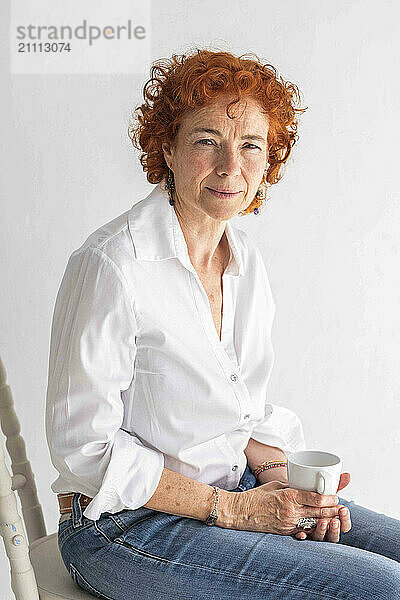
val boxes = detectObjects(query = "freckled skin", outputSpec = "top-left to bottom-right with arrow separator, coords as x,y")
162,93 -> 269,226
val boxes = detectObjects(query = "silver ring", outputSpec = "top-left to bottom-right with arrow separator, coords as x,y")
297,517 -> 317,530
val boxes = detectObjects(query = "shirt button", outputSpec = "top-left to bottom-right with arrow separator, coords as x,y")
232,465 -> 238,471
230,373 -> 238,382
244,413 -> 250,419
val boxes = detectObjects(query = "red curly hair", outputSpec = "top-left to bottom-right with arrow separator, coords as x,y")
128,48 -> 307,216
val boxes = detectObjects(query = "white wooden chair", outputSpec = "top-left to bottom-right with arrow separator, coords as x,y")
0,357 -> 94,599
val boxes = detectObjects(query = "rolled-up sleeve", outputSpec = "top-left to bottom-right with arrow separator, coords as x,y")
249,245 -> 306,457
251,403 -> 306,456
45,246 -> 164,520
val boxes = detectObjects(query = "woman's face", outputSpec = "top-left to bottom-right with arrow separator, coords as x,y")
162,94 -> 269,222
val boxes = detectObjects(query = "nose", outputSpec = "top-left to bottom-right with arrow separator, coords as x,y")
215,148 -> 241,178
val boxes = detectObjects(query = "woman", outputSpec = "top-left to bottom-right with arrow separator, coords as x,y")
46,49 -> 400,599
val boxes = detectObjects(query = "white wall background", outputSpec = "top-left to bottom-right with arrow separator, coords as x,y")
1,0 -> 400,596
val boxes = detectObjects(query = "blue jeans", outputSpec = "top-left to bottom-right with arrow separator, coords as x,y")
58,464 -> 400,599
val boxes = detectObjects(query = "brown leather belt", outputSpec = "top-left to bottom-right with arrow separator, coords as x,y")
57,492 -> 93,515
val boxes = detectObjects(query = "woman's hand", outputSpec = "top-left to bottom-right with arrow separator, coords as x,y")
294,472 -> 352,542
229,481 -> 341,536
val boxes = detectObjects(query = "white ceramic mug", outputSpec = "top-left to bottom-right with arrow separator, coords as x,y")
287,450 -> 342,495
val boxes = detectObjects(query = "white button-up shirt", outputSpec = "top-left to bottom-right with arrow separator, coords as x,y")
45,182 -> 306,521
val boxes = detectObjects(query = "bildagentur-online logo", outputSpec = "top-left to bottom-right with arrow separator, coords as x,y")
16,19 -> 146,46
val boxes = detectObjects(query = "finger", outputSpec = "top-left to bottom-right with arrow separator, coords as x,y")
308,519 -> 329,542
325,517 -> 341,543
336,473 -> 351,492
338,505 -> 352,533
294,517 -> 329,541
296,491 -> 339,507
302,506 -> 341,519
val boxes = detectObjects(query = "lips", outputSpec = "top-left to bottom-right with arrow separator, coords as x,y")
206,187 -> 242,196
208,187 -> 240,193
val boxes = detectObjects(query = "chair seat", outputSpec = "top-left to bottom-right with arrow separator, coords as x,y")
29,533 -> 94,600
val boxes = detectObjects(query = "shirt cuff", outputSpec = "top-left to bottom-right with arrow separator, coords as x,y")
250,403 -> 306,457
82,429 -> 165,521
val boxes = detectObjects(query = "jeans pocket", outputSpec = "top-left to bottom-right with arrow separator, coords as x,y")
58,519 -> 94,548
69,562 -> 113,600
113,511 -> 157,543
58,523 -> 75,547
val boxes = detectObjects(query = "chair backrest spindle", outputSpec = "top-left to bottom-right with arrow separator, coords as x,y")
0,357 -> 45,599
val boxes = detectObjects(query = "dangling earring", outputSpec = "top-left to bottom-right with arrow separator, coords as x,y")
253,163 -> 270,215
165,168 -> 175,206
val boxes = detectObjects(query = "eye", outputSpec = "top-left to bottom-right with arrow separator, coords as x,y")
196,138 -> 215,146
244,143 -> 261,150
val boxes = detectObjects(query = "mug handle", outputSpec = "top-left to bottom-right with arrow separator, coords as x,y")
316,471 -> 326,494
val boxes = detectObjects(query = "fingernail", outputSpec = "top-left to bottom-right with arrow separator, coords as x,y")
320,521 -> 327,528
340,508 -> 348,516
332,520 -> 339,527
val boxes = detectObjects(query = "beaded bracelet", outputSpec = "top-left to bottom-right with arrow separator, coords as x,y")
252,460 -> 288,479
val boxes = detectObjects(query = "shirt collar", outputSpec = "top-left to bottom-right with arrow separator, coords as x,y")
128,182 -> 245,277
